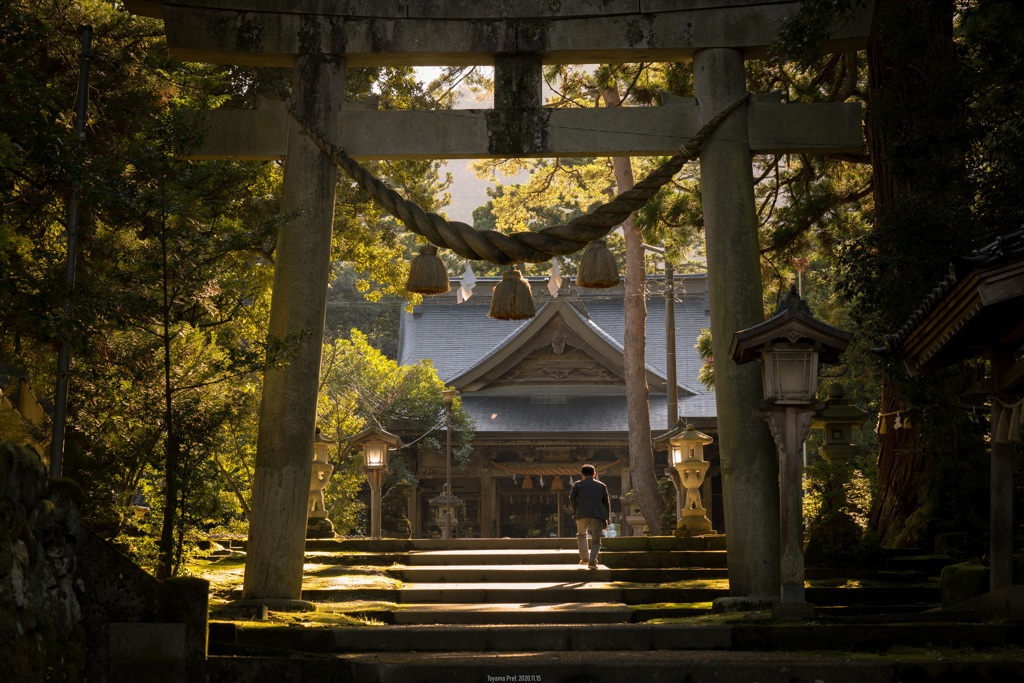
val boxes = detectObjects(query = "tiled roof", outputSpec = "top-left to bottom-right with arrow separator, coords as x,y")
400,275 -> 710,384
462,391 -> 717,434
397,273 -> 717,429
884,228 -> 1024,354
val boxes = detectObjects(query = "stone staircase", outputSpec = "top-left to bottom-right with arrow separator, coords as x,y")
295,536 -> 730,625
204,537 -> 1024,682
214,535 -> 947,627
203,536 -> 1024,679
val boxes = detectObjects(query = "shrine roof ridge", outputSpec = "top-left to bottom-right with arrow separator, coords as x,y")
883,227 -> 1024,358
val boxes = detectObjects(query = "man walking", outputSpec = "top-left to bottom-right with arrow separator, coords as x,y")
569,464 -> 610,570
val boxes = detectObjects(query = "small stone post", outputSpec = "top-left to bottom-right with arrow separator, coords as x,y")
307,431 -> 336,539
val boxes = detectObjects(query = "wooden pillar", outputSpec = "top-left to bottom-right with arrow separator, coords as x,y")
693,48 -> 781,598
491,475 -> 501,538
407,487 -> 419,538
479,468 -> 493,538
991,348 -> 1015,591
768,407 -> 816,607
243,54 -> 345,602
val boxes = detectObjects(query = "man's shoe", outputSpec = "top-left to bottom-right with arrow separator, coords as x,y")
588,563 -> 598,570
579,560 -> 589,565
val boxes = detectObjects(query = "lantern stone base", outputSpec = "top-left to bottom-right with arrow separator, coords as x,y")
306,517 -> 335,539
673,512 -> 714,537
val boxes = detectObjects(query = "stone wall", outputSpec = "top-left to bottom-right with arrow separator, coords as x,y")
0,441 -> 87,680
0,440 -> 209,681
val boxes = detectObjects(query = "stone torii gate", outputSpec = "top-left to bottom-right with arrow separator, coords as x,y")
126,0 -> 873,604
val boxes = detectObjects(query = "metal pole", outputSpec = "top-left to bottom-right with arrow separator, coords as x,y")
665,261 -> 678,425
51,25 -> 92,479
444,403 -> 452,542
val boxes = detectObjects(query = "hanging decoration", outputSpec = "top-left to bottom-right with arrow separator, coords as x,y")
489,268 -> 535,320
521,475 -> 534,490
876,410 -> 913,435
547,259 -> 563,298
576,239 -> 621,288
992,397 -> 1024,445
539,475 -> 545,489
457,262 -> 477,303
405,244 -> 450,294
550,476 -> 564,491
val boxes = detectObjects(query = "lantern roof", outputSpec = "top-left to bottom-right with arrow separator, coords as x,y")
314,429 -> 338,445
810,383 -> 869,429
348,424 -> 403,449
729,286 -> 853,366
654,417 -> 713,449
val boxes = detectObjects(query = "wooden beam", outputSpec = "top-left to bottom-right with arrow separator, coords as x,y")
185,98 -> 864,161
133,1 -> 874,67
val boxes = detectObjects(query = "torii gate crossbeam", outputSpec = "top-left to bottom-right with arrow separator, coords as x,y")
125,0 -> 873,606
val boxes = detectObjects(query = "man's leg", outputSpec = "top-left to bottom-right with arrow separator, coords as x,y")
576,519 -> 591,562
588,519 -> 604,566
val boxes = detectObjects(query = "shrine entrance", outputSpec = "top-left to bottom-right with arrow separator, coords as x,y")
126,0 -> 873,603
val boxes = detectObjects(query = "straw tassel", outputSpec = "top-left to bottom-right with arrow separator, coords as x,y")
576,239 -> 621,288
992,404 -> 1005,443
406,244 -> 450,295
488,269 -> 535,320
1008,403 -> 1022,444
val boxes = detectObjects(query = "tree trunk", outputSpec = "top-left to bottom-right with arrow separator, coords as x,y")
865,0 -> 967,547
601,85 -> 662,535
868,378 -> 931,546
157,204 -> 178,581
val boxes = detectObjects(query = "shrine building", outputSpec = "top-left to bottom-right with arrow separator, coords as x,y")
395,272 -> 720,538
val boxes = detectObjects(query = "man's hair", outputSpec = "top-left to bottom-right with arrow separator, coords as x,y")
580,464 -> 596,477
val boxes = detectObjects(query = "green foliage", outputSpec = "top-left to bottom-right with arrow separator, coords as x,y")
1,0 -> 464,568
695,328 -> 714,391
317,331 -> 475,536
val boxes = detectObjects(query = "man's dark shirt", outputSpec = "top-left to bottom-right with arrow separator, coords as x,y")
569,476 -> 610,522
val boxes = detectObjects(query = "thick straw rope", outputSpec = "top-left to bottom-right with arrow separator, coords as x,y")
289,92 -> 751,265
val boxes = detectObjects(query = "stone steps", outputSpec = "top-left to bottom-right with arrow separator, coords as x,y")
200,536 -> 1018,682
391,601 -> 635,625
209,621 -> 1024,656
389,565 -> 727,583
213,536 -> 950,631
287,538 -> 943,623
206,649 -> 1024,683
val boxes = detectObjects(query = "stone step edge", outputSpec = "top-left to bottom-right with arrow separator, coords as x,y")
209,622 -> 1024,656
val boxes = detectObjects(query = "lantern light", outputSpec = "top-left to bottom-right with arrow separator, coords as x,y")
347,425 -> 403,539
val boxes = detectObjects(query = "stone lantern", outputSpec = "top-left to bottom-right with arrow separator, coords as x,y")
731,285 -> 853,614
621,489 -> 647,537
811,383 -> 869,464
805,382 -> 870,564
655,419 -> 714,537
349,425 -> 402,539
429,485 -> 463,538
307,430 -> 337,539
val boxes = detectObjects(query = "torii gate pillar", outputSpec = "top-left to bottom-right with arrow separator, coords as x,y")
242,55 -> 346,603
694,49 -> 781,597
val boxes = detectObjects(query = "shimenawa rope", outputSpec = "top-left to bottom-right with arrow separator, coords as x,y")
288,92 -> 752,265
